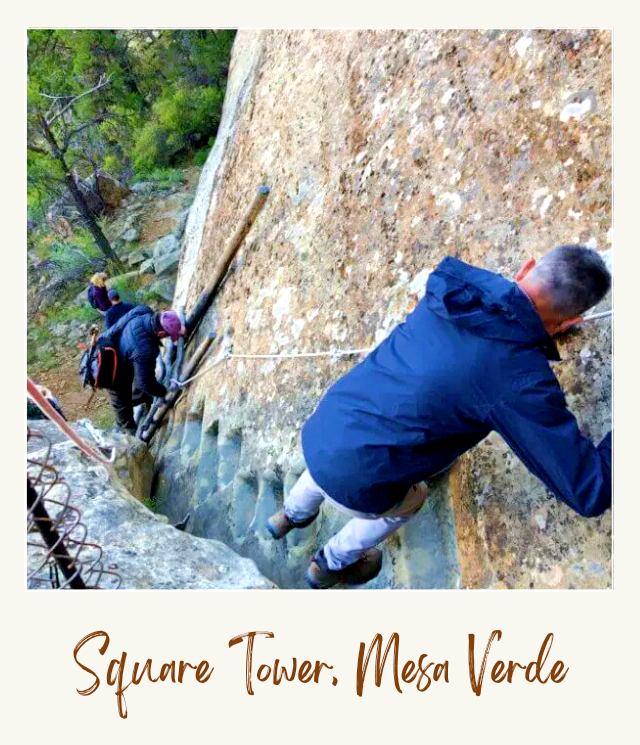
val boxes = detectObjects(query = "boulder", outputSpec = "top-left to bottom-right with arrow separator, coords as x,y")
147,277 -> 176,302
109,429 -> 155,503
173,209 -> 190,239
160,30 -> 612,589
67,319 -> 88,340
152,234 -> 180,261
46,172 -> 129,227
139,258 -> 155,274
26,420 -> 274,590
127,247 -> 152,267
153,250 -> 181,276
121,227 -> 140,243
47,188 -> 100,227
94,173 -> 130,209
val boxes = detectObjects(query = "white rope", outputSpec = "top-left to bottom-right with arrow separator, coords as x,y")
171,347 -> 372,388
231,348 -> 372,360
582,309 -> 612,322
170,309 -> 613,390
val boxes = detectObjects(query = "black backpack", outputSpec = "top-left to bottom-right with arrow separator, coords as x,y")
79,305 -> 153,391
79,338 -> 120,390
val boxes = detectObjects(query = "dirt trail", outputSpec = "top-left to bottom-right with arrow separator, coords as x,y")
35,355 -> 114,426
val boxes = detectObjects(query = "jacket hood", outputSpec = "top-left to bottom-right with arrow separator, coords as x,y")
425,256 -> 560,360
99,304 -> 153,343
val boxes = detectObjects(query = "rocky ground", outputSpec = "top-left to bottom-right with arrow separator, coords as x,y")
27,420 -> 273,590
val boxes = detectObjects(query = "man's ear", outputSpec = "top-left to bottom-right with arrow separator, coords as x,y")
515,257 -> 536,282
555,316 -> 583,335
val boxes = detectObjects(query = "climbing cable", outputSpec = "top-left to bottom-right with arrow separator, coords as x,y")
172,347 -> 373,388
581,309 -> 612,322
171,308 -> 612,390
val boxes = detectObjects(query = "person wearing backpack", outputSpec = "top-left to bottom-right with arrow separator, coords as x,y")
105,307 -> 184,433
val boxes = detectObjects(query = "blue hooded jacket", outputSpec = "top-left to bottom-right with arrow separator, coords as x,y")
301,256 -> 611,518
105,300 -> 136,328
100,305 -> 166,398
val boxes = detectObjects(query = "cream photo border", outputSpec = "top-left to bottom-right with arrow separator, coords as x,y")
6,2 -> 638,742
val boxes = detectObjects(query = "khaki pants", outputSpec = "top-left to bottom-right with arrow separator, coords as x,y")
284,469 -> 428,570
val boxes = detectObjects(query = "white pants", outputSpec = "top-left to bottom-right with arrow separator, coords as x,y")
284,469 -> 428,571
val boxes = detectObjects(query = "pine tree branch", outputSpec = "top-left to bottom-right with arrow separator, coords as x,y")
62,114 -> 108,150
42,74 -> 113,126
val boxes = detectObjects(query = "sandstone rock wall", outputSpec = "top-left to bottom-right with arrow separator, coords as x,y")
155,30 -> 611,589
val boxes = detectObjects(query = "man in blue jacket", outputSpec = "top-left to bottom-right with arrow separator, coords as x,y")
267,245 -> 612,589
104,307 -> 184,432
104,289 -> 136,328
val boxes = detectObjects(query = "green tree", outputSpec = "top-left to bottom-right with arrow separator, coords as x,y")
27,29 -> 236,252
27,31 -> 124,265
130,30 -> 235,172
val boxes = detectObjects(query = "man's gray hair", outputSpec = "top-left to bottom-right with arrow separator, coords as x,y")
528,244 -> 611,317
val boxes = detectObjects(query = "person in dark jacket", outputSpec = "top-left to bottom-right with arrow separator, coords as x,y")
105,307 -> 184,432
104,289 -> 136,328
267,245 -> 612,589
87,272 -> 111,312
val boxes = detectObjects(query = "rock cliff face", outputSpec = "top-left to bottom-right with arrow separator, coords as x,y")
154,30 -> 611,589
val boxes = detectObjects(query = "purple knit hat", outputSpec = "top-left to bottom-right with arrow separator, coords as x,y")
159,310 -> 183,342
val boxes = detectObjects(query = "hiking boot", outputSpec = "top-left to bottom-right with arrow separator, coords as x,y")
266,510 -> 319,540
305,548 -> 383,589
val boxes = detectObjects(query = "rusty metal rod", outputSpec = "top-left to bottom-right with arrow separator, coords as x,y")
140,333 -> 216,443
140,186 -> 270,442
161,339 -> 175,388
27,479 -> 86,590
136,352 -> 169,438
185,185 -> 270,341
171,306 -> 186,381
